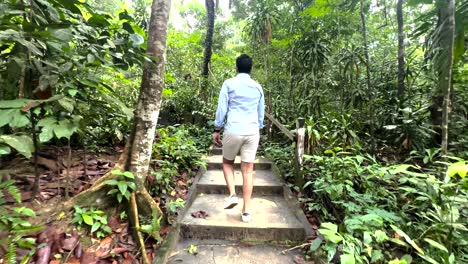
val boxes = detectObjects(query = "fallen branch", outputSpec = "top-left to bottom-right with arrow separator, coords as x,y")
281,242 -> 313,254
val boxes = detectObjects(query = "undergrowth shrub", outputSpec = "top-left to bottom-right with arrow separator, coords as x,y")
0,179 -> 41,264
266,143 -> 468,263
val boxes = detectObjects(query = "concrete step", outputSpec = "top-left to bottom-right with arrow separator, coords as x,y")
180,194 -> 305,242
209,146 -> 222,156
197,170 -> 283,195
205,155 -> 272,170
167,239 -> 301,264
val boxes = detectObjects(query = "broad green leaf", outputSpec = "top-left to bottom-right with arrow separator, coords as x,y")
10,110 -> 30,128
371,249 -> 384,262
0,146 -> 11,155
424,238 -> 448,253
447,161 -> 467,178
117,182 -> 127,195
0,109 -> 15,127
68,89 -> 78,97
128,182 -> 136,190
39,126 -> 55,143
309,237 -> 322,251
91,222 -> 101,233
50,28 -> 73,41
82,214 -> 93,226
0,135 -> 34,158
363,231 -> 372,245
340,254 -> 355,264
374,230 -> 389,242
104,180 -> 119,186
318,228 -> 342,243
57,97 -> 75,113
130,34 -> 144,47
53,120 -> 77,139
320,222 -> 338,232
112,170 -> 124,175
123,171 -> 134,178
37,117 -> 57,127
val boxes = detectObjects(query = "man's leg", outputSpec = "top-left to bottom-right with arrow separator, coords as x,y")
239,133 -> 260,215
223,158 -> 235,196
240,161 -> 254,213
222,131 -> 242,209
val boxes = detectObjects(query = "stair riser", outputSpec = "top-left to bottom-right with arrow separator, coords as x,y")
197,184 -> 283,195
210,148 -> 223,155
181,225 -> 305,242
207,163 -> 272,170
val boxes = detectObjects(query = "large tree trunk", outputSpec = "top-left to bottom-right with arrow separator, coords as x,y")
67,1 -> 172,261
437,0 -> 455,155
202,0 -> 215,77
396,0 -> 405,99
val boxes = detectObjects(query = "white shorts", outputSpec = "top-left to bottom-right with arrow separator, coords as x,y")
222,131 -> 260,162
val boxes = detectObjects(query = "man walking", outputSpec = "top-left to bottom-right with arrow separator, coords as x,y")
213,54 -> 265,223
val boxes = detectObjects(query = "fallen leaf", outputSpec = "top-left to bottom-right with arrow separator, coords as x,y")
100,236 -> 113,249
191,211 -> 209,219
61,236 -> 79,251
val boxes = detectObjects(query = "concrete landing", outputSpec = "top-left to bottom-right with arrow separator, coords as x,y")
197,170 -> 283,195
167,239 -> 301,264
180,194 -> 305,241
205,155 -> 272,170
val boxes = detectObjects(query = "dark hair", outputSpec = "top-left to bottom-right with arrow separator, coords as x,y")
236,54 -> 253,74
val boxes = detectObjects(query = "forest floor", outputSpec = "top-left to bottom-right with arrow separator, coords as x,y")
0,146 -> 185,264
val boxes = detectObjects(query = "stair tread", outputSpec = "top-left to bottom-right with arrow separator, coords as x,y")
181,194 -> 303,229
204,155 -> 272,164
167,239 -> 301,264
198,170 -> 282,187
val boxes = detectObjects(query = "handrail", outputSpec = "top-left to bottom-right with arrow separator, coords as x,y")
264,112 -> 306,189
264,112 -> 295,141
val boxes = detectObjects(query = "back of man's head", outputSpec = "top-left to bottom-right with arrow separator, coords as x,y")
236,54 -> 253,74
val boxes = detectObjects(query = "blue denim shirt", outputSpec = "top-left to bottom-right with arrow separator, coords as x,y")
215,73 -> 265,135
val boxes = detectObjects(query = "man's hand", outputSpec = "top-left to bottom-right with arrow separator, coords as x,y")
213,132 -> 222,147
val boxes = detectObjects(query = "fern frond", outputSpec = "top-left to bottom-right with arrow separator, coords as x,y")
6,242 -> 17,264
6,184 -> 21,203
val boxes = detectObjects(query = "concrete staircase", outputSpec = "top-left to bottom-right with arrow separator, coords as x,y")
165,148 -> 311,263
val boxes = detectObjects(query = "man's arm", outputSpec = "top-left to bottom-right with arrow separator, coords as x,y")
258,86 -> 265,129
213,82 -> 229,146
215,82 -> 229,130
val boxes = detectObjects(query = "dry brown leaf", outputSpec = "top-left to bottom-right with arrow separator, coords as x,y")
191,210 -> 209,219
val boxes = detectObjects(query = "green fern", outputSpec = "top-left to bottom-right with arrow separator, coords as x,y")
6,242 -> 17,264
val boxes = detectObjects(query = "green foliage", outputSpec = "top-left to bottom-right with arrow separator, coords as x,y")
153,126 -> 207,173
267,142 -> 467,263
0,180 -> 41,264
72,205 -> 112,238
104,170 -> 136,203
167,198 -> 185,214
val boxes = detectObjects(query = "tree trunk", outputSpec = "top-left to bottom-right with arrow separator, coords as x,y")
67,1 -> 172,259
396,0 -> 405,99
438,0 -> 455,155
359,0 -> 374,148
202,0 -> 215,77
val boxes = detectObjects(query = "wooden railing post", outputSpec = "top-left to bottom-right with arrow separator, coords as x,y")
295,118 -> 305,189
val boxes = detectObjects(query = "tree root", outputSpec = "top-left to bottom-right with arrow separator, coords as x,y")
63,149 -> 163,263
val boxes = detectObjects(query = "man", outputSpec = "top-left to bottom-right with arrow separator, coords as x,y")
213,54 -> 265,223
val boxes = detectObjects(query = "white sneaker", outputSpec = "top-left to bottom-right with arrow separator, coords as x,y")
241,212 -> 252,223
224,195 -> 238,209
